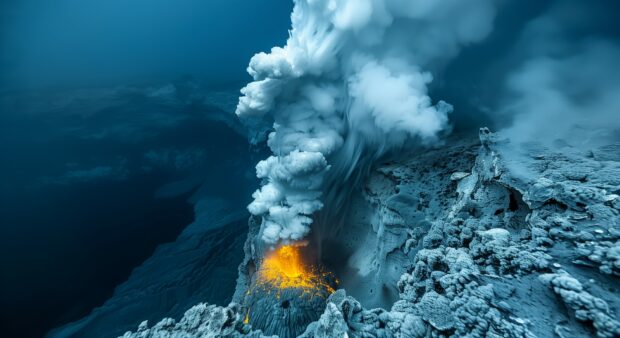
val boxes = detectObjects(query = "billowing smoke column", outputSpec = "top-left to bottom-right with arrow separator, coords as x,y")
237,0 -> 500,244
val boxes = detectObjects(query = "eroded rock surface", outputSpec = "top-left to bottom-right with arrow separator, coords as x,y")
122,129 -> 620,338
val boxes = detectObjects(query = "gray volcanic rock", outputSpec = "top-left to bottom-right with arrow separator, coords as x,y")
539,273 -> 620,337
119,303 -> 272,338
121,128 -> 620,338
244,286 -> 331,338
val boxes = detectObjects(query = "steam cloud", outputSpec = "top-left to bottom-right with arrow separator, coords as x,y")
499,1 -> 620,147
236,0 -> 500,244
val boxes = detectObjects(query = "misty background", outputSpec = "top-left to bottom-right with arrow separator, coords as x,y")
1,0 -> 619,338
0,0 -> 293,90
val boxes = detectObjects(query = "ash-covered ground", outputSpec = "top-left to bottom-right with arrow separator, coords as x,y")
119,129 -> 620,338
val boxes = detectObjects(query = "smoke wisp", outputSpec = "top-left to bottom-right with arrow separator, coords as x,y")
499,0 -> 620,147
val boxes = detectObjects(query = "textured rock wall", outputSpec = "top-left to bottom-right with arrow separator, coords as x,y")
122,129 -> 620,337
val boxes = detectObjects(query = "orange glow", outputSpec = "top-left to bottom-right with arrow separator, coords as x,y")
256,245 -> 335,294
243,311 -> 249,324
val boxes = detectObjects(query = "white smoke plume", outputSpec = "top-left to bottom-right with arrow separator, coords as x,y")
237,0 -> 500,244
499,1 -> 620,147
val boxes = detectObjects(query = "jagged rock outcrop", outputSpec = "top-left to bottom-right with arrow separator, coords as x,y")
539,273 -> 620,338
119,303 -> 272,338
122,128 -> 620,337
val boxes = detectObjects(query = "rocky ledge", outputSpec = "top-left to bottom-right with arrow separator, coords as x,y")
122,129 -> 620,338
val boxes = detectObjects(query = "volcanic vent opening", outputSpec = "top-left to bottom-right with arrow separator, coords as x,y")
243,244 -> 338,338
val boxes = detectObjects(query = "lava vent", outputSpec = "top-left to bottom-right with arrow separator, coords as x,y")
244,244 -> 337,338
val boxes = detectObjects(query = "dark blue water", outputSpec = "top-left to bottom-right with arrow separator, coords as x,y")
0,84 -> 259,338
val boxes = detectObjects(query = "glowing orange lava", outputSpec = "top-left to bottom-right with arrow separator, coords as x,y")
256,245 -> 336,294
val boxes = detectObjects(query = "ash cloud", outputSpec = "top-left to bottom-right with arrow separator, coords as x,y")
238,0 -> 620,245
498,0 -> 620,147
237,0 -> 502,244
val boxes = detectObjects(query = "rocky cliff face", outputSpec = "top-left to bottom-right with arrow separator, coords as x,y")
121,129 -> 620,338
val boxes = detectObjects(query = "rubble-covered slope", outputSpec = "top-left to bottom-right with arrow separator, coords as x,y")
122,129 -> 620,338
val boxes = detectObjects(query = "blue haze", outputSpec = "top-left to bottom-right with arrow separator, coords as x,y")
1,0 -> 293,90
0,1 -> 292,337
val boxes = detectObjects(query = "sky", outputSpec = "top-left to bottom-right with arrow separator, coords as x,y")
0,0 -> 293,90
